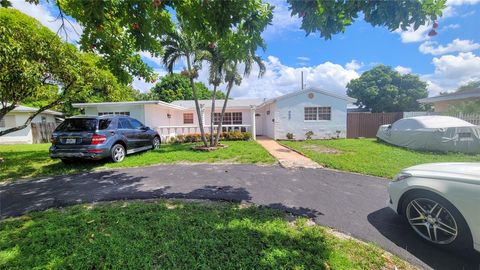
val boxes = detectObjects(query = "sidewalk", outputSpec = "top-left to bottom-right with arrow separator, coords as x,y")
256,137 -> 321,169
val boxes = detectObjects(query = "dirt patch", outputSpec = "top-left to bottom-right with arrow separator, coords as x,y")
302,144 -> 342,154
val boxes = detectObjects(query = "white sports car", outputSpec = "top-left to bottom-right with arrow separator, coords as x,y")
388,162 -> 480,252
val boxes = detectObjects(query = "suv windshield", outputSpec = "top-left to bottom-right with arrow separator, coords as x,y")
56,118 -> 97,132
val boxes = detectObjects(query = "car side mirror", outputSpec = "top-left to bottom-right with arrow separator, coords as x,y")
140,126 -> 149,131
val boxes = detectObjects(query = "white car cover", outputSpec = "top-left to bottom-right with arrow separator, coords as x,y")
377,116 -> 480,154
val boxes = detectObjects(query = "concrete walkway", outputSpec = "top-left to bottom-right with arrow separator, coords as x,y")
256,137 -> 321,168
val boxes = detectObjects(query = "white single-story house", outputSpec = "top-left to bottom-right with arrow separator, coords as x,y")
72,88 -> 356,140
0,105 -> 62,144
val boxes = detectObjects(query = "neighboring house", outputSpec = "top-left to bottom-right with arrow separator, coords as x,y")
0,105 -> 62,144
418,88 -> 480,112
72,88 -> 356,140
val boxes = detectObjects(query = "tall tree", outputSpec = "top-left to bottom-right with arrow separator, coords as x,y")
195,44 -> 226,146
346,65 -> 428,112
288,0 -> 446,39
161,29 -> 209,146
149,73 -> 225,103
0,8 -> 120,136
214,56 -> 266,146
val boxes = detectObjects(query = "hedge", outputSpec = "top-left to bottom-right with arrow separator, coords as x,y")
173,132 -> 252,144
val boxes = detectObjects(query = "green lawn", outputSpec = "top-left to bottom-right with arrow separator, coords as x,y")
281,139 -> 480,179
0,141 -> 276,182
0,199 -> 412,269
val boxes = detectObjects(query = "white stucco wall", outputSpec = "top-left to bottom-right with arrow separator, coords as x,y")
83,104 -> 146,124
273,91 -> 348,140
0,112 -> 57,144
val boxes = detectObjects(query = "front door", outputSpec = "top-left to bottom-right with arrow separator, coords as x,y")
255,113 -> 263,136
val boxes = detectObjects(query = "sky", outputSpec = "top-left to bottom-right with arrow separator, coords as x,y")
11,0 -> 480,99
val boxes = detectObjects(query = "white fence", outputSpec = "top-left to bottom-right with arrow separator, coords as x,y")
404,112 -> 480,125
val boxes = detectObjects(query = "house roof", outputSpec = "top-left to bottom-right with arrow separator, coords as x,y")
418,88 -> 480,103
72,100 -> 186,110
171,99 -> 264,109
259,88 -> 356,107
9,104 -> 63,116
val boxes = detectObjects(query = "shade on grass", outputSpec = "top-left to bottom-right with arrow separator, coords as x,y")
281,139 -> 480,179
0,141 -> 276,182
0,200 -> 411,269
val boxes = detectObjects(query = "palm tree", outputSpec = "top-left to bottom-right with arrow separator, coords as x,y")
161,29 -> 209,147
195,44 -> 226,146
213,55 -> 266,146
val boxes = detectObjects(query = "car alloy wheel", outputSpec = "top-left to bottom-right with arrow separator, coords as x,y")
152,136 -> 160,149
111,144 -> 125,163
406,198 -> 458,244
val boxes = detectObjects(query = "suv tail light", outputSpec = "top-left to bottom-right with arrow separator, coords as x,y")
91,134 -> 107,145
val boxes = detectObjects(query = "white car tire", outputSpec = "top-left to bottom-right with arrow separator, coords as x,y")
401,190 -> 473,251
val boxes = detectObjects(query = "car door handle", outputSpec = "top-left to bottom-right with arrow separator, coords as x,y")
110,131 -> 115,135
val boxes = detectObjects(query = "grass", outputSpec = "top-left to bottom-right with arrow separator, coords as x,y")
0,141 -> 276,182
280,139 -> 480,179
0,199 -> 413,269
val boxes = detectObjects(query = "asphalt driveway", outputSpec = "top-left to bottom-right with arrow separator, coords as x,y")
1,164 -> 479,269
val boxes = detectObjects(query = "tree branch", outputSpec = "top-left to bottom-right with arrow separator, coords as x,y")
0,79 -> 76,137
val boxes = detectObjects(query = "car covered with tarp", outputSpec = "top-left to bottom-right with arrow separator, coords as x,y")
377,116 -> 480,154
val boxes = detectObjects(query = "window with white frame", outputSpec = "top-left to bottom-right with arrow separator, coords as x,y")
98,112 -> 130,116
304,107 -> 331,121
213,112 -> 242,125
183,113 -> 194,124
0,115 -> 15,128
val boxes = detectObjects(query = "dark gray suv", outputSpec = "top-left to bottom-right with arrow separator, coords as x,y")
49,115 -> 160,163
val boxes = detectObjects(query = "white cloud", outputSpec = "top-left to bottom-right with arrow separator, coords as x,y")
394,66 -> 412,75
195,56 -> 360,99
394,24 -> 431,43
132,69 -> 169,92
442,24 -> 460,30
12,0 -> 82,42
446,0 -> 480,5
137,51 -> 163,67
419,39 -> 480,55
262,0 -> 302,38
297,56 -> 310,61
345,60 -> 363,71
421,52 -> 480,95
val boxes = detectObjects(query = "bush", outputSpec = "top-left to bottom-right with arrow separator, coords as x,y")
286,133 -> 294,140
172,131 -> 252,144
305,131 -> 314,140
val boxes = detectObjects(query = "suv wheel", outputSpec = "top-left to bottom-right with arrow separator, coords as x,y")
152,136 -> 160,149
110,144 -> 126,163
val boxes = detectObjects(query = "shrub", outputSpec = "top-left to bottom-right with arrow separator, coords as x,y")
242,132 -> 252,141
305,131 -> 314,140
286,133 -> 294,140
172,131 -> 251,143
174,135 -> 185,144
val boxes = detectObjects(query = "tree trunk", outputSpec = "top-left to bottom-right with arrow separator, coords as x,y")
214,79 -> 234,146
186,55 -> 208,147
209,84 -> 217,146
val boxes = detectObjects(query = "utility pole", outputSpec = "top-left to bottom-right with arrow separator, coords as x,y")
301,71 -> 304,90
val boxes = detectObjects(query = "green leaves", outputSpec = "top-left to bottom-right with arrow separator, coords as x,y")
346,65 -> 429,112
149,73 -> 225,103
287,0 -> 446,39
